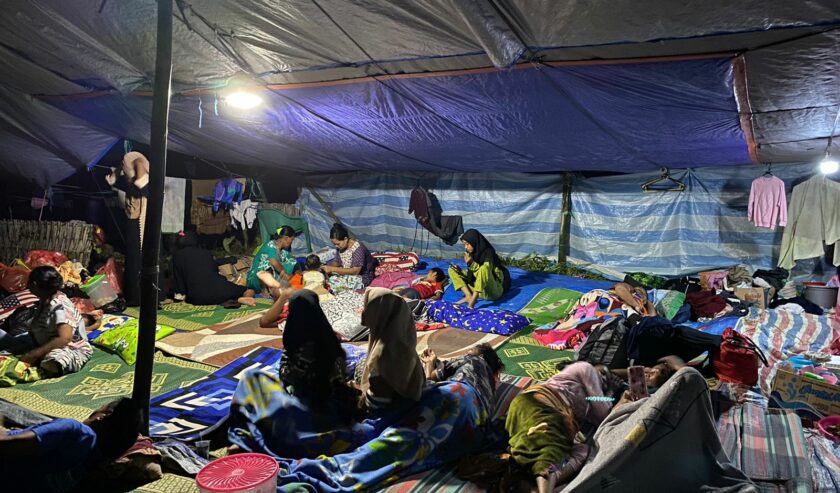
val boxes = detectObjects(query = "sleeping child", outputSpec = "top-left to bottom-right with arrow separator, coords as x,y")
394,268 -> 446,301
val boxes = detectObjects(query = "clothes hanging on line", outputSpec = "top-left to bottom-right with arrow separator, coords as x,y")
408,187 -> 463,245
748,175 -> 787,229
213,178 -> 244,212
231,199 -> 257,230
778,176 -> 840,269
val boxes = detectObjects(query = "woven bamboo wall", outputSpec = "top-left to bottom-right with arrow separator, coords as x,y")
0,220 -> 94,266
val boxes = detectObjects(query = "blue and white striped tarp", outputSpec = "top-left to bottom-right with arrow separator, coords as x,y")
297,163 -> 815,277
569,163 -> 815,276
297,172 -> 564,260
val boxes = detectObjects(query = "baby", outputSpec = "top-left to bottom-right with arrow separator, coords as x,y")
395,268 -> 446,301
302,254 -> 331,298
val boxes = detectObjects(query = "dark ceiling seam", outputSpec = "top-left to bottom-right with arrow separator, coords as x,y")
309,0 -> 537,165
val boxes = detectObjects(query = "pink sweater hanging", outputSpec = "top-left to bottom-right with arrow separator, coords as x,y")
748,176 -> 787,229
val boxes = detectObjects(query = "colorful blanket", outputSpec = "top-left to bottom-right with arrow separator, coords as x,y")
531,288 -> 623,349
718,402 -> 812,492
426,300 -> 529,336
149,345 -> 367,441
0,348 -> 212,421
496,288 -> 583,379
232,380 -> 489,492
735,308 -> 837,396
123,299 -> 273,332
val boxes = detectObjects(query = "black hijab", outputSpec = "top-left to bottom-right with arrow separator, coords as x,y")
461,229 -> 510,290
280,290 -> 347,404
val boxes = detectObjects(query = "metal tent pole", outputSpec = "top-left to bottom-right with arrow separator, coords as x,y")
133,0 -> 173,432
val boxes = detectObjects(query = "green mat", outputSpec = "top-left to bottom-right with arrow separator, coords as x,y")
497,288 -> 583,380
124,299 -> 273,332
0,348 -> 213,421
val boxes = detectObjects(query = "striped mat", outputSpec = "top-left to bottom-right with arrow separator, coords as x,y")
718,402 -> 811,493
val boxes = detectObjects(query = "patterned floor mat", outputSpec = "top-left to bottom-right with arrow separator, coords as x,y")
124,299 -> 273,332
0,348 -> 213,421
155,314 -> 283,368
496,288 -> 583,380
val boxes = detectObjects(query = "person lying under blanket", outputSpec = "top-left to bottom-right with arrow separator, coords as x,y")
504,361 -> 620,493
0,397 -> 142,493
0,266 -> 93,376
420,343 -> 504,413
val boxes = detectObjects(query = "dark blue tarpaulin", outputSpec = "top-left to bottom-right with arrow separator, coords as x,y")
50,57 -> 750,174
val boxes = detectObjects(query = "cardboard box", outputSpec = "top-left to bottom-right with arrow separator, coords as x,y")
734,287 -> 769,309
770,368 -> 840,420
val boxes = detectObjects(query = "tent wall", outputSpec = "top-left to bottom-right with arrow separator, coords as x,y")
299,163 -> 816,277
298,173 -> 564,259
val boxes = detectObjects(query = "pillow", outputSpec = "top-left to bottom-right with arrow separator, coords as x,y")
92,316 -> 176,365
426,300 -> 529,336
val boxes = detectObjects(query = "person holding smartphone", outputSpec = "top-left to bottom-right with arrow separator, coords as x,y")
448,229 -> 511,309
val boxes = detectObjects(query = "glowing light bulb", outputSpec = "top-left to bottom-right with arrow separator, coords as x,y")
819,157 -> 839,175
225,92 -> 262,110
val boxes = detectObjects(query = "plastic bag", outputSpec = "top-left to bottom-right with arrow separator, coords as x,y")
24,250 -> 69,269
5,306 -> 36,336
96,258 -> 124,295
0,264 -> 29,293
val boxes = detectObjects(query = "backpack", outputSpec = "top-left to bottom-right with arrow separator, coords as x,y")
575,317 -> 629,369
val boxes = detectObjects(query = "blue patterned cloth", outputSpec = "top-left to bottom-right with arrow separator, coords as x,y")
426,299 -> 530,335
229,380 -> 490,492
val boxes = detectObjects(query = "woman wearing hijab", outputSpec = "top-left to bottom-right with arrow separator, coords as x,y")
105,151 -> 150,306
228,290 -> 365,458
448,229 -> 511,309
171,231 -> 256,306
360,288 -> 426,412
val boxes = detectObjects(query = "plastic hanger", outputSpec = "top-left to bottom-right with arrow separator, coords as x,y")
641,167 -> 686,192
762,164 -> 773,177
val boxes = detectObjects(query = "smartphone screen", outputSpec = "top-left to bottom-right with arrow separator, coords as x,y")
627,365 -> 649,401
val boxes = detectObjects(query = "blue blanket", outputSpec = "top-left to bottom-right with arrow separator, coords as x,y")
417,256 -> 613,312
230,378 -> 491,492
148,345 -> 366,441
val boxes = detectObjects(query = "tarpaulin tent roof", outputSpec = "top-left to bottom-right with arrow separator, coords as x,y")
1,1 -> 839,186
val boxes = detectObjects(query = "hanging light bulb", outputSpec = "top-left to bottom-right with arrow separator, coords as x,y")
225,91 -> 262,110
819,153 -> 839,175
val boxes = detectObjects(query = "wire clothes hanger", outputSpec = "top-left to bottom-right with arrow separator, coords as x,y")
641,167 -> 686,192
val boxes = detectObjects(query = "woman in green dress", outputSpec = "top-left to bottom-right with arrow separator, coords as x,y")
246,226 -> 298,296
448,229 -> 511,309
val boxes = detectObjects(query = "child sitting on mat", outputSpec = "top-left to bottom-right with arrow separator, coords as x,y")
394,268 -> 446,301
302,254 -> 331,299
420,343 -> 504,413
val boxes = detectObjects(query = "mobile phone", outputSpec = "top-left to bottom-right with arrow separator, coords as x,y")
627,365 -> 649,401
449,263 -> 461,272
